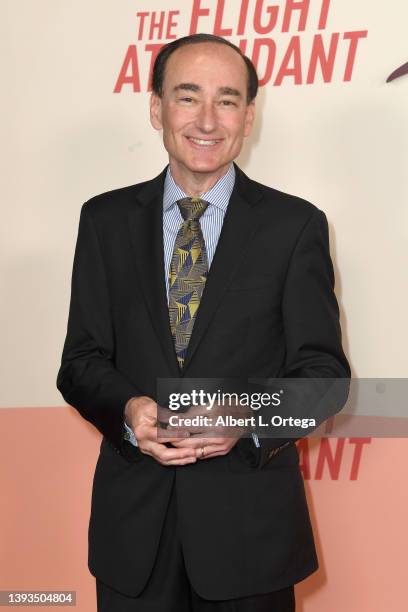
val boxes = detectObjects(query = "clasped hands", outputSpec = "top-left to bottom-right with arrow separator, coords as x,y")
125,396 -> 249,466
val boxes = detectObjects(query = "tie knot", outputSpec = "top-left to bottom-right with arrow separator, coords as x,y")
177,197 -> 208,222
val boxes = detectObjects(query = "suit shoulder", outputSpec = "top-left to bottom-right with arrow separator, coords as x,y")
83,180 -> 149,213
254,179 -> 322,220
235,164 -> 324,224
82,169 -> 165,218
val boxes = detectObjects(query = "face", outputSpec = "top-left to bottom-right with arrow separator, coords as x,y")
150,42 -> 255,185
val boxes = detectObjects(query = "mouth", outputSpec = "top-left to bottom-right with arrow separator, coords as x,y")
186,136 -> 222,147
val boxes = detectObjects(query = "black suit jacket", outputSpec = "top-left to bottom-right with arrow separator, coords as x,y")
57,164 -> 350,599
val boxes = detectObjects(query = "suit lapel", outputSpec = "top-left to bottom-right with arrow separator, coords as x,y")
127,168 -> 181,377
127,164 -> 264,377
181,164 -> 264,373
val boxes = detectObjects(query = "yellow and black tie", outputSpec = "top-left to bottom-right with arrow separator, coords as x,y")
168,197 -> 209,369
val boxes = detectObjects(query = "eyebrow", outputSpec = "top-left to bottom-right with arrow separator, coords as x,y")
173,83 -> 242,97
173,83 -> 200,93
218,86 -> 242,97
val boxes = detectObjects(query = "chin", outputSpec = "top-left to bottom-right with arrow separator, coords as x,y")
185,157 -> 228,175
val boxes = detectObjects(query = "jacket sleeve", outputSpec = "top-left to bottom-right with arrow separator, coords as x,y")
237,208 -> 350,469
56,202 -> 142,452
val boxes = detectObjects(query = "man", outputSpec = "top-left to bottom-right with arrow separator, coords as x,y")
57,34 -> 350,611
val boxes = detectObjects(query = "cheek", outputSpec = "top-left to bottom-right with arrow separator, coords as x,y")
161,108 -> 184,134
223,116 -> 247,141
166,105 -> 196,129
227,128 -> 246,147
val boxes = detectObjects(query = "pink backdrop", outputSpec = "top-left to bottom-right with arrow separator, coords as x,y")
1,408 -> 407,611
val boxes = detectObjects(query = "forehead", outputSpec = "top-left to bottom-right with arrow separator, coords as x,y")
163,42 -> 247,91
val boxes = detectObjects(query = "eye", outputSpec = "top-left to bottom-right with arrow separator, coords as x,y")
220,99 -> 237,107
179,96 -> 194,103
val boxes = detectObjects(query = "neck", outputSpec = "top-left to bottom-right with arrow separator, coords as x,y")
169,161 -> 231,197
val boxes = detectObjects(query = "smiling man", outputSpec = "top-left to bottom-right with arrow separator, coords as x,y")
57,34 -> 350,611
149,40 -> 255,195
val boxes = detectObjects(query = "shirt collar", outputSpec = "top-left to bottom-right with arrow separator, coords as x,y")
163,163 -> 235,213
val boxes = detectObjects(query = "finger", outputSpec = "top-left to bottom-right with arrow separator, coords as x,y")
166,423 -> 243,437
200,449 -> 229,459
134,424 -> 158,443
170,437 -> 214,449
143,410 -> 158,420
156,434 -> 191,444
159,404 -> 213,423
140,446 -> 197,466
197,444 -> 233,458
167,427 -> 211,440
147,441 -> 197,463
195,439 -> 238,459
157,426 -> 191,439
166,424 -> 213,435
162,456 -> 198,466
135,424 -> 188,444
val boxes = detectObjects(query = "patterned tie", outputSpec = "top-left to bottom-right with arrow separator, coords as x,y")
168,197 -> 209,369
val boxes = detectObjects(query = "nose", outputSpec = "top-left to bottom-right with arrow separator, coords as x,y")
195,101 -> 217,133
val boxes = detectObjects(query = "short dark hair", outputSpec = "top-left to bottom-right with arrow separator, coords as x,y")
152,33 -> 258,104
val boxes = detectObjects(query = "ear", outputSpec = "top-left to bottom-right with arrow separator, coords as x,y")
243,101 -> 255,137
150,93 -> 163,130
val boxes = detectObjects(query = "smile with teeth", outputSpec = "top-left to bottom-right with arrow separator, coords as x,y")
187,137 -> 221,146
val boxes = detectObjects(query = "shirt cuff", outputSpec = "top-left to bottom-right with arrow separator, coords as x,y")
252,432 -> 260,448
124,422 -> 138,446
